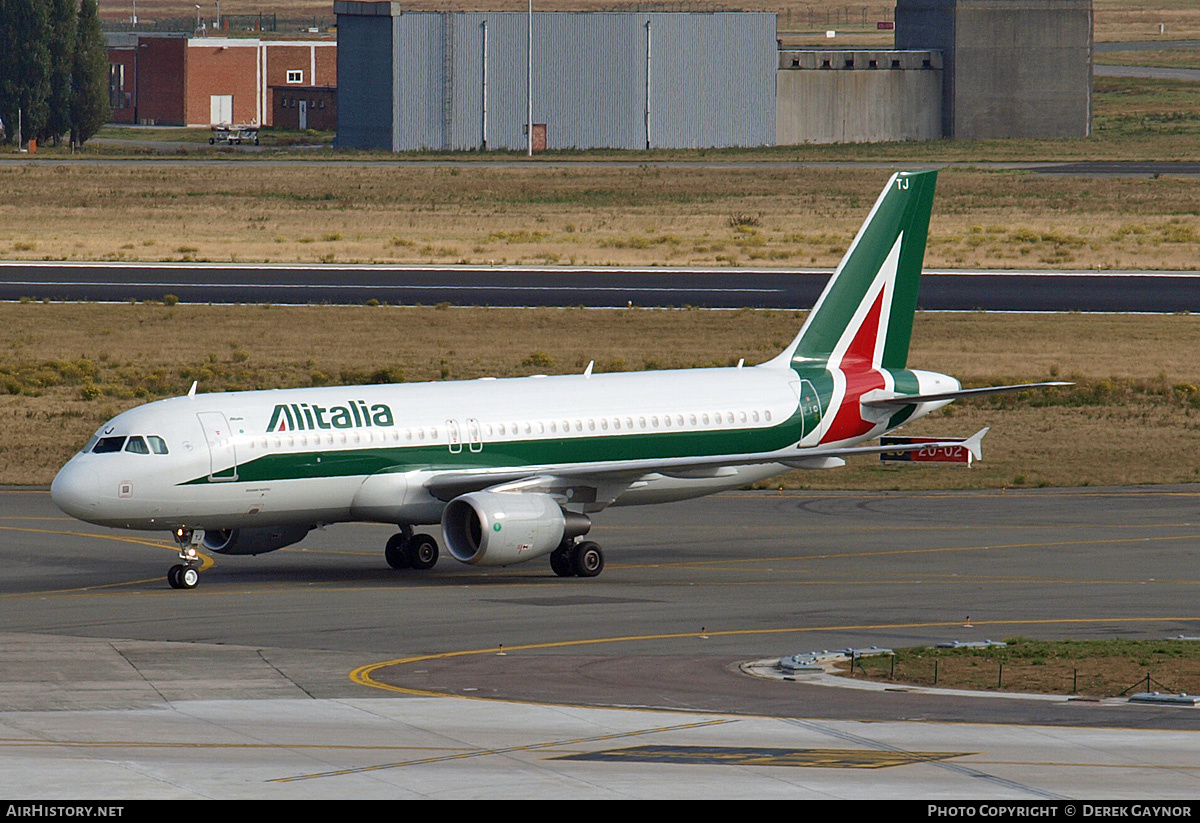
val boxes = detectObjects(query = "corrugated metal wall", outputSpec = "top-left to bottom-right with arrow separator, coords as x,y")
336,7 -> 776,151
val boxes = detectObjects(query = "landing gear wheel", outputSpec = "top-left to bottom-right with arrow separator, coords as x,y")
550,544 -> 574,577
570,541 -> 604,578
385,533 -> 411,569
405,534 -> 439,570
167,564 -> 199,589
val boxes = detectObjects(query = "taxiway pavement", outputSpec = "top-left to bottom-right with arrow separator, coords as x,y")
2,486 -> 1199,798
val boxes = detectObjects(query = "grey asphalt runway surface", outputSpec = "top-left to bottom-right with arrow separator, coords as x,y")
1094,64 -> 1200,82
3,262 -> 1198,311
2,484 -> 1200,797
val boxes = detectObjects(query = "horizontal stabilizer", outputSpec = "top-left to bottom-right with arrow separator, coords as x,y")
861,382 -> 1072,409
798,428 -> 988,463
880,429 -> 990,465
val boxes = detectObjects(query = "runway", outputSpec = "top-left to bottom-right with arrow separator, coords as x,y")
2,485 -> 1199,798
2,261 -> 1199,311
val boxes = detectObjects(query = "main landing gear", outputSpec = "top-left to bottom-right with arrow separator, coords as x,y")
385,527 -> 440,571
168,527 -> 203,589
550,539 -> 605,578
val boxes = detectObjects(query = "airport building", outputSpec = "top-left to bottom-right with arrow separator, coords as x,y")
109,0 -> 1092,145
334,3 -> 777,151
106,34 -> 338,127
895,0 -> 1094,139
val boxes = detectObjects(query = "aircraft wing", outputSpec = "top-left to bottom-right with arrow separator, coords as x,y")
423,428 -> 990,504
861,381 -> 1071,409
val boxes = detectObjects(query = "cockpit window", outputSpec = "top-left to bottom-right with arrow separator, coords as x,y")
147,436 -> 169,455
125,436 -> 150,455
81,436 -> 99,455
92,436 -> 127,454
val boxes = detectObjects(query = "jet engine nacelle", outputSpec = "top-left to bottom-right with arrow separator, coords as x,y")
442,491 -> 590,567
201,525 -> 312,556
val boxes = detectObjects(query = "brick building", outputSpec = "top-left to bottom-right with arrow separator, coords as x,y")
107,34 -> 337,128
271,86 -> 337,131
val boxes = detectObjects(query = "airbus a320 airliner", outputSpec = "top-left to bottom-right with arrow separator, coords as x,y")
51,170 -> 1063,589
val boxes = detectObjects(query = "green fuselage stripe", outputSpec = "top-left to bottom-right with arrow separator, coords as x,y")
183,417 -> 804,485
182,365 -> 931,486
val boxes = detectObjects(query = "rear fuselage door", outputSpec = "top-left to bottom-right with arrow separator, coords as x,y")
197,411 -> 238,481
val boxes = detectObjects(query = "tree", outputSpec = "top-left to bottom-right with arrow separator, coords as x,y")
42,0 -> 77,144
0,0 -> 53,145
69,0 -> 109,146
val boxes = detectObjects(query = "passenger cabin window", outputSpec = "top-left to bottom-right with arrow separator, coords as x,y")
92,436 -> 126,454
125,436 -> 150,454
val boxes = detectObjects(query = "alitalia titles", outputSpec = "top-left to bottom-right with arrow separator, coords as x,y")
267,401 -> 394,432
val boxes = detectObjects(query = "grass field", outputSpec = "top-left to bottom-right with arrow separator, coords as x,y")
835,637 -> 1200,698
95,0 -> 1200,44
2,304 -> 1197,489
4,158 -> 1200,269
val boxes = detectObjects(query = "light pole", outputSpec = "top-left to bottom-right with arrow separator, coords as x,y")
526,0 -> 532,156
195,4 -> 201,34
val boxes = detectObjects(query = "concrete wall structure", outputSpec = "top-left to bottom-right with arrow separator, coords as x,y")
334,3 -> 776,151
895,0 -> 1092,139
776,50 -> 942,144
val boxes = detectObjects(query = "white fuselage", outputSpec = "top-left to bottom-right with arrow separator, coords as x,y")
51,365 -> 803,531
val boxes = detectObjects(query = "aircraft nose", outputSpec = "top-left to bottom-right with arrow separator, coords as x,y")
50,464 -> 100,520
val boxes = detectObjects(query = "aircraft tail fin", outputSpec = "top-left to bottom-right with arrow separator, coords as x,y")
764,170 -> 937,371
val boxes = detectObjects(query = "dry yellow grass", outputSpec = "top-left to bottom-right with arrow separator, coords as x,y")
3,165 -> 1200,270
2,304 -> 1197,490
97,0 -> 1200,43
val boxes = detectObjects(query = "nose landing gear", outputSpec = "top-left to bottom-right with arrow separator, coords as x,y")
168,527 -> 204,589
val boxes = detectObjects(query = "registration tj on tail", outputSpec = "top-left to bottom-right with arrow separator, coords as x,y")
52,171 -> 1063,589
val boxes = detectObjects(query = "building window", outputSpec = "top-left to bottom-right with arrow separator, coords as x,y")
108,63 -> 126,109
287,70 -> 304,84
